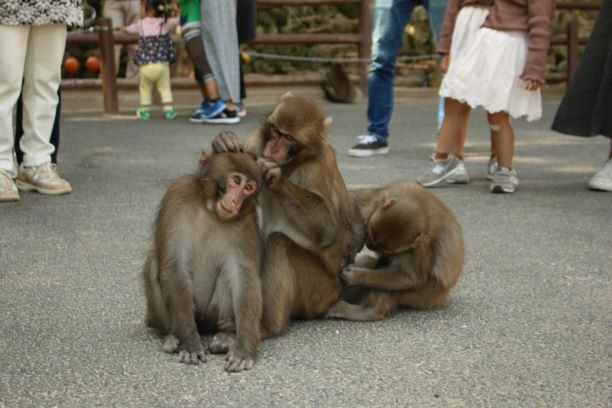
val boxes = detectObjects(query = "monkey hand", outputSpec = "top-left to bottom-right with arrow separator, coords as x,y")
341,266 -> 368,286
257,158 -> 283,191
225,349 -> 255,373
212,131 -> 242,153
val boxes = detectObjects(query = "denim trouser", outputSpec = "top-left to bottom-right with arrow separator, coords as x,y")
367,0 -> 447,140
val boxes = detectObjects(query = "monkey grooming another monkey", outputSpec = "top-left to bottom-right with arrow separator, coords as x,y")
212,94 -> 365,338
142,151 -> 263,372
326,182 -> 464,321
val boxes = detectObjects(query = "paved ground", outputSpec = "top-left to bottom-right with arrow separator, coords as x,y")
1,86 -> 610,407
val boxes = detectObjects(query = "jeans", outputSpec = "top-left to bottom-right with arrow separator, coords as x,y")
367,0 -> 447,140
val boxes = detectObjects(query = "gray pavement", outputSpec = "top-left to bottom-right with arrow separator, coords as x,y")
1,86 -> 610,407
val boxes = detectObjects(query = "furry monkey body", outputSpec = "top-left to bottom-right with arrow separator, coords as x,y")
212,94 -> 365,337
327,182 -> 464,321
142,152 -> 263,372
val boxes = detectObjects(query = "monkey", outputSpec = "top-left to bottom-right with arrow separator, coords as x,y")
321,63 -> 358,103
212,93 -> 365,338
326,181 -> 464,321
141,151 -> 263,372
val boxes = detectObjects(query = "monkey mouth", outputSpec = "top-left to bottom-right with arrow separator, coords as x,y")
218,204 -> 238,218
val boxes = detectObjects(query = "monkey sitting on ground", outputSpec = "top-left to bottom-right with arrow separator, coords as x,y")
321,63 -> 358,103
142,151 -> 263,372
326,182 -> 464,321
212,94 -> 365,338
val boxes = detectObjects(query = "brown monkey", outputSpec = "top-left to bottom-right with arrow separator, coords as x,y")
142,151 -> 263,372
212,94 -> 365,338
321,63 -> 357,103
326,182 -> 464,321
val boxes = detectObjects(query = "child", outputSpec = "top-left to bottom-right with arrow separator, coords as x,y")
124,0 -> 179,120
418,0 -> 556,193
431,0 -> 492,184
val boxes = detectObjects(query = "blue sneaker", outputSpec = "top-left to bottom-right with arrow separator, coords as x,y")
190,99 -> 226,123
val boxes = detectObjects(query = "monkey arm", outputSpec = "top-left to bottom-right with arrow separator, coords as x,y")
274,178 -> 340,247
341,263 -> 426,291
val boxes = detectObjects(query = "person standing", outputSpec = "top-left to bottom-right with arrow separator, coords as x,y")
348,0 -> 448,157
0,0 -> 82,202
551,1 -> 611,192
103,0 -> 141,78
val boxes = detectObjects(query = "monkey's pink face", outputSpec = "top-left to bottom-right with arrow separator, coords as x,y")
263,124 -> 297,164
216,173 -> 258,220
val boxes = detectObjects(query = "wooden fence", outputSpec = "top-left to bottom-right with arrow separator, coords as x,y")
65,0 -> 600,114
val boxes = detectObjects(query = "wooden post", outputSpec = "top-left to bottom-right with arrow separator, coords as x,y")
98,17 -> 119,114
358,0 -> 372,95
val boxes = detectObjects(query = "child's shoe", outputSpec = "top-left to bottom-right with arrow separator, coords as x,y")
489,167 -> 519,194
136,107 -> 150,120
164,106 -> 177,120
202,108 -> 240,124
486,156 -> 498,180
417,156 -> 461,187
446,160 -> 470,184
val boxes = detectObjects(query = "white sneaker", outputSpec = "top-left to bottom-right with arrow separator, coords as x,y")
446,160 -> 470,184
588,158 -> 612,192
490,167 -> 519,194
16,162 -> 72,195
0,169 -> 20,202
486,157 -> 498,180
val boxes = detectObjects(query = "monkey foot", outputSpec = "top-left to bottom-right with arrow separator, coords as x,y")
178,348 -> 207,364
161,334 -> 179,353
209,332 -> 235,354
225,351 -> 254,373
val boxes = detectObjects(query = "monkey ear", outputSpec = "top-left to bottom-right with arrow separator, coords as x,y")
199,150 -> 212,170
382,198 -> 396,209
279,92 -> 293,101
323,116 -> 334,133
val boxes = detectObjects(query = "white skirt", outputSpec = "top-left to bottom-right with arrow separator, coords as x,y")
440,27 -> 542,121
447,6 -> 489,62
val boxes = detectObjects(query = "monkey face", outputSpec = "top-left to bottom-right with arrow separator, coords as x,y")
215,172 -> 258,221
366,199 -> 424,255
262,122 -> 300,164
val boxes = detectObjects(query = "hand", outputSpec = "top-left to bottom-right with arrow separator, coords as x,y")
212,131 -> 241,153
439,54 -> 450,73
257,158 -> 282,191
525,79 -> 543,92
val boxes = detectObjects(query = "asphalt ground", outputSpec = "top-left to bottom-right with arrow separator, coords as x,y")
1,86 -> 610,407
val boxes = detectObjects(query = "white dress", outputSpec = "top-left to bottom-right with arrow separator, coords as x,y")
439,9 -> 542,122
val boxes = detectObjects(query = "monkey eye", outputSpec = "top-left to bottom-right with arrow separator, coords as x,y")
232,174 -> 242,185
270,124 -> 296,143
245,183 -> 255,192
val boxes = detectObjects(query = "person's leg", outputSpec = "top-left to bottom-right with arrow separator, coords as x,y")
16,87 -> 61,164
417,97 -> 469,187
137,65 -> 154,119
157,64 -> 176,119
124,0 -> 142,79
366,0 -> 414,141
103,0 -> 124,75
16,24 -> 71,195
488,111 -> 519,193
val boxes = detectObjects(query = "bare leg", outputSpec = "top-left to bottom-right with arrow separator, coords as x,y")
436,98 -> 471,159
488,112 -> 514,169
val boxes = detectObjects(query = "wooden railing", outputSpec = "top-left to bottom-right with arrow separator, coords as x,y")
65,0 -> 600,114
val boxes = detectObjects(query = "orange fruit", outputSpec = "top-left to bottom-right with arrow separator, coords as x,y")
85,56 -> 100,72
63,57 -> 80,74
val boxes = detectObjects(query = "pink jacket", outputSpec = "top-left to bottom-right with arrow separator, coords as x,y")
125,16 -> 179,36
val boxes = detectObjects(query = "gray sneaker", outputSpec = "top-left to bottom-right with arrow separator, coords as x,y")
0,169 -> 19,202
486,157 -> 498,180
490,167 -> 519,194
16,162 -> 72,195
417,156 -> 461,187
446,160 -> 470,184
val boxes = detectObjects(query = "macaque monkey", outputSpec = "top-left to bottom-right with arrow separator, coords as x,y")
142,151 -> 263,372
326,182 -> 464,321
321,63 -> 357,103
212,94 -> 365,337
